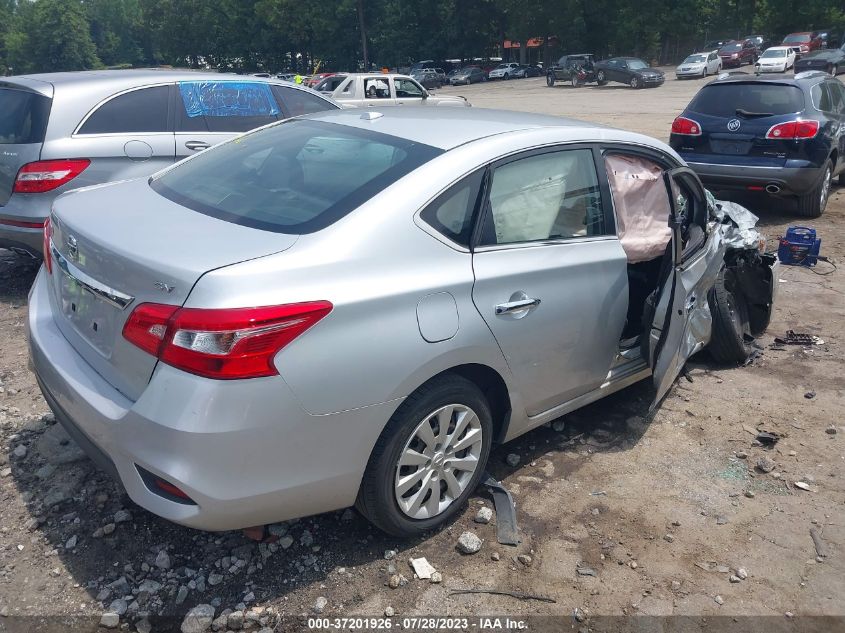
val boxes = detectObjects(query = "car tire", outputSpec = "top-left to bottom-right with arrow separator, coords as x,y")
796,160 -> 833,218
708,266 -> 754,364
596,70 -> 607,85
503,72 -> 510,80
831,64 -> 838,75
356,375 -> 493,537
571,75 -> 582,88
630,76 -> 640,89
546,73 -> 555,87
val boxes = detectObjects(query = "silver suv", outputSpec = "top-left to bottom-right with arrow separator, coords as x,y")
0,70 -> 338,258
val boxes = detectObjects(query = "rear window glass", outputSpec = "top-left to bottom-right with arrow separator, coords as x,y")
150,119 -> 443,234
272,86 -> 336,117
0,88 -> 51,144
687,83 -> 805,117
79,86 -> 169,134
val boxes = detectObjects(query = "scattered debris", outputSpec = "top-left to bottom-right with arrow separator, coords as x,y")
576,562 -> 596,576
480,473 -> 520,546
430,571 -> 442,583
810,528 -> 829,559
716,515 -> 729,525
745,490 -> 755,498
663,534 -> 675,543
794,481 -> 813,492
99,612 -> 119,629
737,568 -> 748,580
826,425 -> 838,435
755,431 -> 781,448
774,331 -> 822,346
714,595 -> 724,605
730,575 -> 741,583
491,552 -> 500,561
383,550 -> 396,560
450,589 -> 555,603
474,507 -> 493,524
552,420 -> 566,432
804,391 -> 816,400
180,604 -> 215,633
756,457 -> 776,473
409,557 -> 436,580
313,597 -> 328,614
384,606 -> 395,617
456,532 -> 483,554
517,554 -> 533,567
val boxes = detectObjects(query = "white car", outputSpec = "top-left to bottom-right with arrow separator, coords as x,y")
755,46 -> 797,73
327,73 -> 469,108
488,62 -> 521,80
675,52 -> 722,79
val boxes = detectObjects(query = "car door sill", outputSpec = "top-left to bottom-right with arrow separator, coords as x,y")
523,358 -> 650,429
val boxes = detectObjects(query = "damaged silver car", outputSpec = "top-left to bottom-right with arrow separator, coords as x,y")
28,108 -> 777,537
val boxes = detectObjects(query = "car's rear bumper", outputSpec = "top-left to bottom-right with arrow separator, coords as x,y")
27,267 -> 396,531
684,160 -> 822,196
0,194 -> 52,257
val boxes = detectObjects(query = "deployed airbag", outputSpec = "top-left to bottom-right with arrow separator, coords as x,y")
605,154 -> 672,263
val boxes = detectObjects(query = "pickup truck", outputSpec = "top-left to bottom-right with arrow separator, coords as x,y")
327,73 -> 470,108
546,54 -> 596,86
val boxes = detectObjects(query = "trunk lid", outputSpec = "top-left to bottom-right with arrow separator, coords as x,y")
48,178 -> 299,401
0,84 -> 52,206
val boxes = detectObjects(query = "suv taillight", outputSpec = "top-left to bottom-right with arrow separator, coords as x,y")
671,116 -> 702,136
14,159 -> 91,194
765,120 -> 819,140
123,302 -> 333,379
42,217 -> 53,274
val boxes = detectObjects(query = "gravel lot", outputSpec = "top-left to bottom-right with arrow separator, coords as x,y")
0,71 -> 843,633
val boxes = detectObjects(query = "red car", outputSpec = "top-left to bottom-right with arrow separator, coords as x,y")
781,32 -> 822,56
718,39 -> 759,67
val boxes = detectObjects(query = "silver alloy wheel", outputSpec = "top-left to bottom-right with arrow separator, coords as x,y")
820,166 -> 831,210
394,404 -> 484,520
630,77 -> 639,88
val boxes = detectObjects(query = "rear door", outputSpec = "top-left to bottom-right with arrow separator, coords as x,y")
471,146 -> 628,417
0,84 -> 52,206
174,80 -> 286,159
63,84 -> 175,186
361,76 -> 394,106
646,167 -> 725,408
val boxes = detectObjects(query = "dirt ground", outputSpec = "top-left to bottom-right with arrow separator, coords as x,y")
0,71 -> 843,633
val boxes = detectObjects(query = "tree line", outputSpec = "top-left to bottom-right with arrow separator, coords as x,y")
1,0 -> 843,76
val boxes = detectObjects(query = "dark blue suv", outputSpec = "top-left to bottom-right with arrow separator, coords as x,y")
670,71 -> 844,217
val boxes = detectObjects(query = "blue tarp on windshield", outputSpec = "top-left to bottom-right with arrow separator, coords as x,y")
178,81 -> 281,118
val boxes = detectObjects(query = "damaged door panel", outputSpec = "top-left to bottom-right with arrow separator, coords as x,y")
646,167 -> 726,409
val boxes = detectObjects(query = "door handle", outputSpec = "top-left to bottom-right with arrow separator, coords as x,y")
185,141 -> 211,152
495,298 -> 541,315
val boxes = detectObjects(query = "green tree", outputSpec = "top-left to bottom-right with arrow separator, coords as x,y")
7,0 -> 101,73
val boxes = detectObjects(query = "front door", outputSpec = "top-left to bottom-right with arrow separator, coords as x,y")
471,147 -> 628,417
646,167 -> 725,408
393,78 -> 427,105
361,76 -> 394,107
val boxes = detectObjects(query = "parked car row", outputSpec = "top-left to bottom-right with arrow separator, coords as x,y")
547,55 -> 665,89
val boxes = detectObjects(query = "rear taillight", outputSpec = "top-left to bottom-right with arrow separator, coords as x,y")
123,302 -> 333,379
42,218 -> 53,274
671,116 -> 702,136
14,159 -> 91,194
765,120 -> 819,140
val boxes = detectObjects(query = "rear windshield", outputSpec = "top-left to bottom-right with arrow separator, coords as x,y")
687,83 -> 805,117
150,119 -> 442,234
0,88 -> 51,145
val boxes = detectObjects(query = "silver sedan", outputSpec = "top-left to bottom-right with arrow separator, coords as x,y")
29,108 -> 777,536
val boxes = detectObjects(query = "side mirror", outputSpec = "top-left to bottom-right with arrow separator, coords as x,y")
422,90 -> 429,98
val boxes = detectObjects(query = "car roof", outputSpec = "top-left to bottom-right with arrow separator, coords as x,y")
3,68 -> 308,98
711,71 -> 827,86
302,106 -> 660,152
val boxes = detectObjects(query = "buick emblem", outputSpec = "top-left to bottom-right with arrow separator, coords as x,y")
727,119 -> 741,132
66,235 -> 78,260
154,281 -> 176,294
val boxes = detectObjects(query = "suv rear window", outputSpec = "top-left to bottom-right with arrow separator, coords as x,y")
687,83 -> 805,117
150,119 -> 443,234
0,88 -> 51,144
